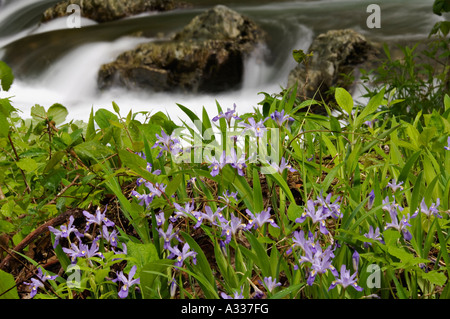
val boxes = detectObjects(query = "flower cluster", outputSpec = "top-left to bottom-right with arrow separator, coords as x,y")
44,206 -> 139,299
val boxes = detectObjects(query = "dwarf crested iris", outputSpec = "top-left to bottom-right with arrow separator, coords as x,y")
387,179 -> 404,192
83,205 -> 115,232
227,149 -> 247,176
48,215 -> 84,248
240,117 -> 267,138
363,225 -> 384,248
269,110 -> 294,127
218,190 -> 238,206
171,199 -> 198,222
23,268 -> 57,298
384,198 -> 417,241
419,198 -> 441,218
444,136 -> 450,151
286,230 -> 316,255
158,223 -> 181,250
328,264 -> 363,292
168,243 -> 198,267
263,276 -> 282,292
207,151 -> 227,177
212,103 -> 241,125
295,199 -> 331,235
245,207 -> 279,230
220,213 -> 246,244
266,157 -> 296,174
152,129 -> 182,158
113,265 -> 140,299
192,206 -> 227,229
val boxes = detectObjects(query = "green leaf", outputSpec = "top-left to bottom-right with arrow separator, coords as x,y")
0,269 -> 19,299
421,270 -> 447,286
94,108 -> 119,130
141,259 -> 174,299
85,107 -> 96,141
253,168 -> 263,213
335,88 -> 353,116
31,104 -> 46,120
112,101 -> 120,114
127,241 -> 158,269
0,61 -> 14,92
16,157 -> 38,173
47,103 -> 68,125
73,140 -> 113,161
180,231 -> 216,289
354,87 -> 386,128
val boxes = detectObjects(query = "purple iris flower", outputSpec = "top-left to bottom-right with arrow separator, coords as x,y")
158,223 -> 180,250
218,190 -> 238,206
155,211 -> 165,227
269,110 -> 294,127
207,151 -> 227,177
384,199 -> 417,241
63,242 -> 83,263
23,268 -> 57,298
221,289 -> 244,299
444,136 -> 450,151
263,276 -> 282,292
240,117 -> 267,138
168,243 -> 197,267
152,129 -> 182,158
193,206 -> 227,229
364,119 -> 378,128
136,162 -> 161,186
212,103 -> 241,125
113,265 -> 140,299
304,245 -> 338,286
77,240 -> 104,259
102,225 -> 119,247
267,157 -> 296,174
227,149 -> 247,176
221,213 -> 246,244
170,199 -> 198,222
387,179 -> 404,192
286,230 -> 317,255
367,190 -> 375,210
363,225 -> 384,248
83,205 -> 115,232
295,200 -> 331,235
245,207 -> 279,230
328,264 -> 363,292
131,182 -> 166,208
314,191 -> 342,219
48,215 -> 84,248
419,198 -> 442,218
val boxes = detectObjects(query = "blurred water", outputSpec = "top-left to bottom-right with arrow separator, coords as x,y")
0,0 -> 440,123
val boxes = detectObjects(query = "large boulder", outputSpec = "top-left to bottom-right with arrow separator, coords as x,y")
97,5 -> 267,93
41,0 -> 181,23
287,29 -> 376,104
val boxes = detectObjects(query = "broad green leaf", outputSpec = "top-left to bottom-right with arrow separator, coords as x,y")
127,241 -> 158,269
335,88 -> 353,116
0,269 -> 19,299
355,87 -> 386,128
0,61 -> 14,92
16,157 -> 38,173
94,108 -> 119,130
47,103 -> 68,125
421,270 -> 447,287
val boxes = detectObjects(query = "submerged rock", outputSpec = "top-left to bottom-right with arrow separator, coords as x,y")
287,29 -> 376,105
97,5 -> 267,93
42,0 -> 181,23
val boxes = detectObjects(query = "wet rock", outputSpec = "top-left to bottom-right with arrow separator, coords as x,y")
287,29 -> 376,104
97,5 -> 266,93
41,0 -> 181,23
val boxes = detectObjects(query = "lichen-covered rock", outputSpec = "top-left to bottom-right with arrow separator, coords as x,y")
97,5 -> 266,93
41,0 -> 180,23
287,29 -> 376,104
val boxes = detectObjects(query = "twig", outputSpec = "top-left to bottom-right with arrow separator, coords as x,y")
8,133 -> 31,194
47,174 -> 81,205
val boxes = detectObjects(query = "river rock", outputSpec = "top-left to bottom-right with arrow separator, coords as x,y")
41,0 -> 180,23
97,5 -> 266,93
287,29 -> 375,105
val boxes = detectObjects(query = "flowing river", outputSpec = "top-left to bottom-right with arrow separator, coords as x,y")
0,0 -> 442,122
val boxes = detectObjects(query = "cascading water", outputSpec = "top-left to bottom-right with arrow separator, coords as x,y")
0,0 -> 441,123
